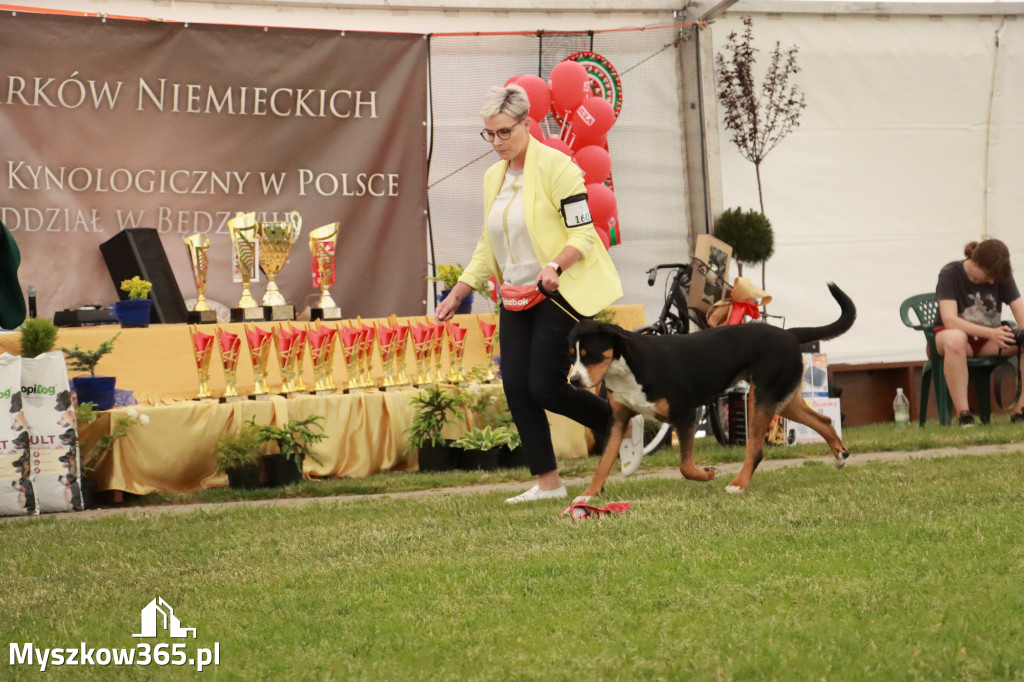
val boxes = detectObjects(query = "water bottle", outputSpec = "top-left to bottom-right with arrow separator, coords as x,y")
893,387 -> 910,426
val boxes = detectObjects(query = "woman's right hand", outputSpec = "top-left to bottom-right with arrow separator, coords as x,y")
991,324 -> 1017,349
435,282 -> 472,323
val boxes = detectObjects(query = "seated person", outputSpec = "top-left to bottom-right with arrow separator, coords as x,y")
934,238 -> 1024,426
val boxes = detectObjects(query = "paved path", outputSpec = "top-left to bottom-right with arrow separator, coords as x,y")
8,441 -> 1019,523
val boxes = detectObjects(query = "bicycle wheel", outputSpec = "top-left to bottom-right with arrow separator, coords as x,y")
706,394 -> 729,446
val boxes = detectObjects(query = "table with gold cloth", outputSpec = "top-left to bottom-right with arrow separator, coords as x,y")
0,306 -> 644,495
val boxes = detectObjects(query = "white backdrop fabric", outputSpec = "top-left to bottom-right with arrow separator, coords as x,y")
711,11 -> 1024,363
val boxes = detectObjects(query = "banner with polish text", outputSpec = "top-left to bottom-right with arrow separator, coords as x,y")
0,12 -> 428,319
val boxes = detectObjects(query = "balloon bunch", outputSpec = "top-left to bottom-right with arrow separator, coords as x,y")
506,55 -> 622,249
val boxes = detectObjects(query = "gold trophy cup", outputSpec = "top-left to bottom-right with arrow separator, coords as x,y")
310,222 -> 342,320
228,212 -> 262,321
258,210 -> 302,319
184,234 -> 217,324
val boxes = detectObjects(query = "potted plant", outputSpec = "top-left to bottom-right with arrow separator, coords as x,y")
114,275 -> 154,328
451,425 -> 521,471
406,385 -> 466,472
714,208 -> 775,280
462,366 -> 526,466
428,264 -> 473,314
59,332 -> 120,410
255,415 -> 326,486
19,316 -> 58,358
213,417 -> 265,489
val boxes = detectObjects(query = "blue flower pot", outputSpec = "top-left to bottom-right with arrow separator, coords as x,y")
72,376 -> 117,410
112,299 -> 152,328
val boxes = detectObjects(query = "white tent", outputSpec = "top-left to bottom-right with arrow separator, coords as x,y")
708,1 -> 1024,363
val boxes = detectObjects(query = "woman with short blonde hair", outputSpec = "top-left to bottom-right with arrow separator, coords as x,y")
437,84 -> 634,503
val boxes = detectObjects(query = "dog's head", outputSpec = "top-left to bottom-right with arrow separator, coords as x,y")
55,391 -> 73,412
567,320 -> 629,389
59,428 -> 77,447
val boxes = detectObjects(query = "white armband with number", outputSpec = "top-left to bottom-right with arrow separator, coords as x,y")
560,193 -> 593,228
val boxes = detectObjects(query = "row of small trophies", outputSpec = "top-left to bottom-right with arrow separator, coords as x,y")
189,317 -> 499,399
184,211 -> 341,323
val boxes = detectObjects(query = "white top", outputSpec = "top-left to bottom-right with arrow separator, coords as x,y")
485,168 -> 541,286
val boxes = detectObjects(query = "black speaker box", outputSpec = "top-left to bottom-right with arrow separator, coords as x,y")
100,228 -> 189,324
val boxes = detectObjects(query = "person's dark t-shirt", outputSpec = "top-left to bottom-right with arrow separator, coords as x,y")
935,260 -> 1020,328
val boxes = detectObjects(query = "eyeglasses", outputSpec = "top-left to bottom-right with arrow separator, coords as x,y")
480,119 -> 525,142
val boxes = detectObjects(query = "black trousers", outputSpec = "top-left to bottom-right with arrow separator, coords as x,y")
499,298 -> 611,476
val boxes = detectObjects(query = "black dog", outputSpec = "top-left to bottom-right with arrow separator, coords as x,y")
567,282 -> 856,498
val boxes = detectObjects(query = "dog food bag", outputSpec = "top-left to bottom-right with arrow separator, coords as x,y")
0,353 -> 37,516
21,351 -> 82,513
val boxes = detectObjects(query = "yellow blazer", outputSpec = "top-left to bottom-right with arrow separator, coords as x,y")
459,139 -> 623,317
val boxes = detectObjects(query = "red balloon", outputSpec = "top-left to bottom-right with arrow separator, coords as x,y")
586,182 -> 617,230
571,97 -> 615,146
570,130 -> 605,153
528,119 -> 543,141
573,145 -> 611,185
514,74 -> 551,122
549,61 -> 589,118
594,224 -> 611,250
543,136 -> 572,157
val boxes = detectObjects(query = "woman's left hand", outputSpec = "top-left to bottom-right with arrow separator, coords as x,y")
537,264 -> 560,293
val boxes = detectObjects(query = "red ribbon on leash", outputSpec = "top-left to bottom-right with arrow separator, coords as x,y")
559,501 -> 631,521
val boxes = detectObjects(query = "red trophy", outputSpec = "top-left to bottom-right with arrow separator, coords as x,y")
289,325 -> 308,393
410,323 -> 431,385
376,323 -> 397,389
359,322 -> 377,389
479,318 -> 498,382
190,325 -> 215,399
428,321 -> 447,384
307,323 -> 339,393
245,324 -> 274,396
216,327 -> 243,399
445,321 -> 469,383
273,325 -> 300,394
339,324 -> 361,391
393,323 -> 411,386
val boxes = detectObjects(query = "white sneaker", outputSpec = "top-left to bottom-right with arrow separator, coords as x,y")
619,414 -> 645,477
504,484 -> 567,504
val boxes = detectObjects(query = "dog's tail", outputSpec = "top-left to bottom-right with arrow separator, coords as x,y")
786,282 -> 856,346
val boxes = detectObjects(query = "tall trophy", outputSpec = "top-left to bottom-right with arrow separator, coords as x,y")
310,222 -> 341,321
258,210 -> 302,321
184,234 -> 217,324
228,212 -> 263,322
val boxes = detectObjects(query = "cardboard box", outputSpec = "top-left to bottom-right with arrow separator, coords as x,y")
787,397 -> 842,445
687,234 -> 732,312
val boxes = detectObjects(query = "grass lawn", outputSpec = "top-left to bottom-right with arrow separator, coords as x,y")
3,449 -> 1023,680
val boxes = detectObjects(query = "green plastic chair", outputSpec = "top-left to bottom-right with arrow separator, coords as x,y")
899,293 -> 1013,425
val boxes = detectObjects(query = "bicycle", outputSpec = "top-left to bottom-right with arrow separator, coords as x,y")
633,261 -> 731,452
